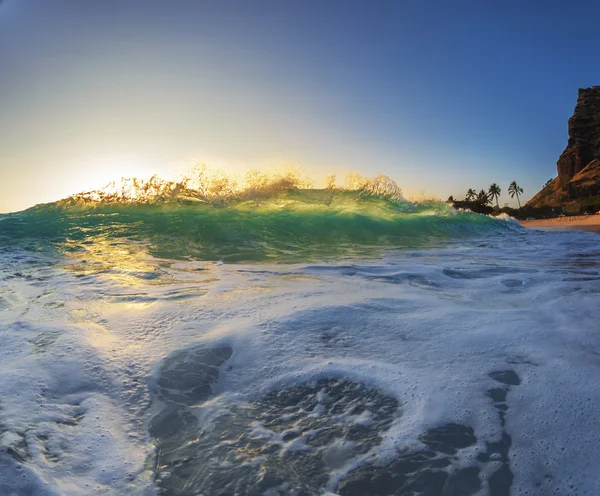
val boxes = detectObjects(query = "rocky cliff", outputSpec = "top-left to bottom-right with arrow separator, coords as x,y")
527,86 -> 600,213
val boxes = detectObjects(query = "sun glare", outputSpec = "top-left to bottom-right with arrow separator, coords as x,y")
73,156 -> 158,194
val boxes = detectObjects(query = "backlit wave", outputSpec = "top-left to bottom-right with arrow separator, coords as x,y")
0,168 -> 519,263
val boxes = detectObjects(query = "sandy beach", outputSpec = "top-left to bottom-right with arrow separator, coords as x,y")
520,214 -> 600,232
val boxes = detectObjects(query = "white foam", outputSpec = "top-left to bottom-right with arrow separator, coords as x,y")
2,229 -> 600,494
0,263 -> 155,495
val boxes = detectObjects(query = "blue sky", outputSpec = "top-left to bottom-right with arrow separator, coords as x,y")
1,0 -> 600,212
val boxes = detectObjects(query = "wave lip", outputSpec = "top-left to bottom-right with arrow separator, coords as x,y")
0,173 -> 519,262
55,168 -> 406,206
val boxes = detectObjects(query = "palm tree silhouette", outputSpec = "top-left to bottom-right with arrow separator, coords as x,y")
477,189 -> 490,205
508,181 -> 524,208
488,183 -> 501,207
465,188 -> 476,201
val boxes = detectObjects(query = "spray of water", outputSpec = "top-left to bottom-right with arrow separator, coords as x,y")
58,165 -> 405,206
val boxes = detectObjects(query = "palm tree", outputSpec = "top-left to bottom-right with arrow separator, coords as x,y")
508,181 -> 524,208
488,183 -> 501,207
477,189 -> 490,205
465,188 -> 476,201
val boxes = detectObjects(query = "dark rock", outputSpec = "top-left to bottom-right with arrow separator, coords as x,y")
528,87 -> 600,212
567,158 -> 600,198
557,88 -> 600,184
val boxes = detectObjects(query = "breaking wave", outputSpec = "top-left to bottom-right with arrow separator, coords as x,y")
0,170 -> 519,262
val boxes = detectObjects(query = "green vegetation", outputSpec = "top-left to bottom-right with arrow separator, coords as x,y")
508,181 -> 524,208
449,178 -> 599,219
573,194 -> 600,215
450,187 -> 494,215
488,183 -> 501,207
449,181 -> 531,218
476,189 -> 490,204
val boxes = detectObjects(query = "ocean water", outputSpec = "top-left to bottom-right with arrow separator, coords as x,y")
1,190 -> 599,495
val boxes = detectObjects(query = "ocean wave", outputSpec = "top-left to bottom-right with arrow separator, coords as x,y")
0,187 -> 519,262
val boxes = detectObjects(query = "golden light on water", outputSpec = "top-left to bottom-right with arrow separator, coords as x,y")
61,162 -> 407,207
72,156 -> 158,194
62,237 -> 164,287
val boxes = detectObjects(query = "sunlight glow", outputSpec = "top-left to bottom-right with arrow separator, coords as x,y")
73,156 -> 157,194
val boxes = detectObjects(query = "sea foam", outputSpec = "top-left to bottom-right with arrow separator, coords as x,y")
1,197 -> 599,494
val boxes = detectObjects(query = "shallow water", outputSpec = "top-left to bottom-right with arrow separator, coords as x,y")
528,225 -> 600,234
1,197 -> 599,495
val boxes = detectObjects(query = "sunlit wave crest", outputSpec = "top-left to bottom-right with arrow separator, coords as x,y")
57,165 -> 406,207
0,166 -> 519,263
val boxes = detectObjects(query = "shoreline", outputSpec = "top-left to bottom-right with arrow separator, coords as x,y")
520,215 -> 600,231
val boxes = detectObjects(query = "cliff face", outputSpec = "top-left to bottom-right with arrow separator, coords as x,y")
527,86 -> 600,212
557,87 -> 600,184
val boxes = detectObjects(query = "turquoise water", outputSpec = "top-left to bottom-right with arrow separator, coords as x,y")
0,190 -> 517,262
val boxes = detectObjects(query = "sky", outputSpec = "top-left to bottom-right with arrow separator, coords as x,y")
1,0 -> 600,213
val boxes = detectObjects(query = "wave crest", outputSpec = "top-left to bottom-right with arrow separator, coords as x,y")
57,166 -> 405,207
0,167 -> 522,263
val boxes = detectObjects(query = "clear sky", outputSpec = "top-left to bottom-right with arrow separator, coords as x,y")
1,0 -> 600,213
